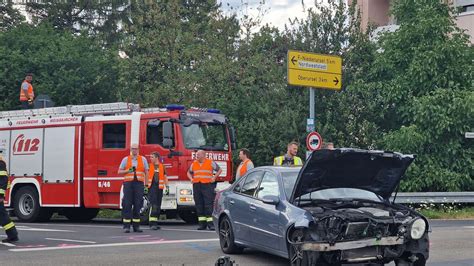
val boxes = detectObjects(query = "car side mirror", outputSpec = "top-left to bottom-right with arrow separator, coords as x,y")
261,195 -> 280,206
229,125 -> 237,150
162,121 -> 173,149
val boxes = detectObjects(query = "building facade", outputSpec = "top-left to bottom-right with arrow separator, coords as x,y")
348,0 -> 474,43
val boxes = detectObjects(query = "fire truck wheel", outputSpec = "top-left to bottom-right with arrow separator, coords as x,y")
178,210 -> 198,224
13,186 -> 53,222
63,208 -> 99,222
166,210 -> 178,219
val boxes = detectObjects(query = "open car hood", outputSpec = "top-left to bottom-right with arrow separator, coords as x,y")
291,148 -> 415,201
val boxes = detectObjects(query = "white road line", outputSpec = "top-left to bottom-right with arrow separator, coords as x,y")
0,242 -> 16,247
45,238 -> 97,244
463,226 -> 474,229
18,223 -> 216,233
18,223 -> 117,229
16,226 -> 74,232
161,228 -> 216,233
10,238 -> 219,252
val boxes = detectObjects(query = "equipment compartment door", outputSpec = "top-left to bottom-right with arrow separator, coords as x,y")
43,127 -> 75,183
10,128 -> 43,177
41,126 -> 78,206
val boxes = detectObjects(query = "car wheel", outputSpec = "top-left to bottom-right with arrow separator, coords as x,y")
288,229 -> 314,266
218,216 -> 243,254
64,208 -> 99,222
179,210 -> 198,224
395,257 -> 426,266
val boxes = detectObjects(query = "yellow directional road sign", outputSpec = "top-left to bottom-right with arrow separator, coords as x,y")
287,50 -> 342,90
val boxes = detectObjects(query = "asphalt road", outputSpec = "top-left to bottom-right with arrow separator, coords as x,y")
0,219 -> 472,266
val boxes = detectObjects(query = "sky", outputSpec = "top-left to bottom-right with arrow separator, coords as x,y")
219,0 -> 313,31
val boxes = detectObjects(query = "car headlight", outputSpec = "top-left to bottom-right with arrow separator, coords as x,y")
180,189 -> 192,195
410,218 -> 426,239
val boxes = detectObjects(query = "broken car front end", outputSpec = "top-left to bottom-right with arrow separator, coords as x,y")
288,200 -> 429,265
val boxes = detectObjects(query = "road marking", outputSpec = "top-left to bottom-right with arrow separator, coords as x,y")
16,226 -> 74,232
18,223 -> 216,233
463,226 -> 474,229
161,228 -> 216,233
0,242 -> 16,247
10,238 -> 219,252
45,238 -> 97,244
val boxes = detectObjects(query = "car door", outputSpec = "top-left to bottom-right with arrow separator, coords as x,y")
228,170 -> 264,243
250,170 -> 284,251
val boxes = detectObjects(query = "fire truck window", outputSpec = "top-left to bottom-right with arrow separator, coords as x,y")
103,123 -> 126,149
147,120 -> 174,148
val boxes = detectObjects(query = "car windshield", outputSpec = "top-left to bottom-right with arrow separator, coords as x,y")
281,171 -> 300,198
299,188 -> 382,202
181,123 -> 229,151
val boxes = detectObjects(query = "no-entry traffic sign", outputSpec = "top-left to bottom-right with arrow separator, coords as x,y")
306,131 -> 323,151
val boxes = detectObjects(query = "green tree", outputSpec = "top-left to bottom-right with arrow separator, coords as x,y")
0,23 -> 119,110
364,0 -> 474,191
24,0 -> 130,47
0,1 -> 25,31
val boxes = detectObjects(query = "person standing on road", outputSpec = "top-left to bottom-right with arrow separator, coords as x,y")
187,150 -> 222,231
273,141 -> 303,166
147,152 -> 169,230
19,73 -> 35,109
0,154 -> 19,243
118,143 -> 149,233
235,148 -> 254,181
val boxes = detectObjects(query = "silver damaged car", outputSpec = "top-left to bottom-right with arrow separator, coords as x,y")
212,148 -> 430,266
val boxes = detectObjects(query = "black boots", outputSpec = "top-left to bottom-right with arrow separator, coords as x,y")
2,227 -> 19,243
207,221 -> 215,231
197,221 -> 207,230
133,224 -> 143,233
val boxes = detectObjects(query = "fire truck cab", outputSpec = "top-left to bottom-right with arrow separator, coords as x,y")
0,102 -> 236,223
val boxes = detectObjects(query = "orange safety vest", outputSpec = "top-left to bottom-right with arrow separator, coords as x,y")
239,159 -> 252,177
191,159 -> 214,184
147,163 -> 165,189
124,155 -> 146,182
19,80 -> 34,101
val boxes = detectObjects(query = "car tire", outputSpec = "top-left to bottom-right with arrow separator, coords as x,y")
395,258 -> 426,266
218,216 -> 243,254
288,229 -> 327,266
179,210 -> 198,224
64,208 -> 99,222
13,186 -> 52,222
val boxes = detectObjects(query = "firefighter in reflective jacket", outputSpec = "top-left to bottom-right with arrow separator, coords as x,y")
273,141 -> 303,166
20,73 -> 34,109
118,143 -> 149,233
0,156 -> 19,243
187,150 -> 222,230
147,152 -> 169,230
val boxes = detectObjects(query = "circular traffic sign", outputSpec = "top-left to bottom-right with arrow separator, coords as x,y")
306,131 -> 323,151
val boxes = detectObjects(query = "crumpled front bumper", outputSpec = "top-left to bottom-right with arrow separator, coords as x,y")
301,236 -> 404,252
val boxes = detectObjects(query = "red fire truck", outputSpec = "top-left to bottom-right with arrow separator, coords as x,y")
0,102 -> 236,223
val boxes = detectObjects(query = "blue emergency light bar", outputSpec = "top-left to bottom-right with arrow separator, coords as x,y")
166,104 -> 186,111
207,109 -> 221,114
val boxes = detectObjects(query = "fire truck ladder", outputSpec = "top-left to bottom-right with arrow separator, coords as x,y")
0,102 -> 141,119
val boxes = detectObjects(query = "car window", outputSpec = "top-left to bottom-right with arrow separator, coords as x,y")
281,171 -> 299,198
240,171 -> 264,197
256,171 -> 279,199
233,175 -> 246,193
300,188 -> 382,201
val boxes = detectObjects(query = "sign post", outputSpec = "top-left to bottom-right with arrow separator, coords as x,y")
287,50 -> 342,156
